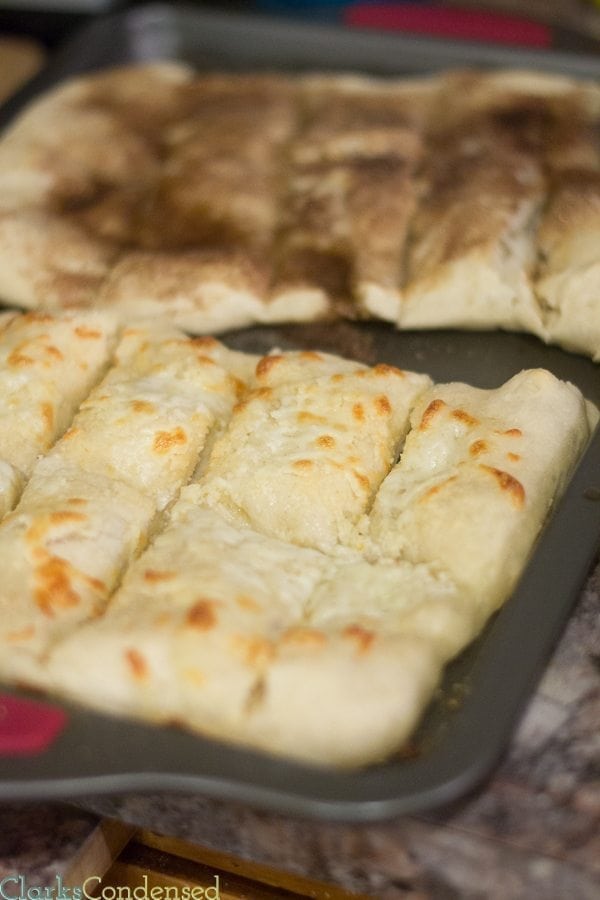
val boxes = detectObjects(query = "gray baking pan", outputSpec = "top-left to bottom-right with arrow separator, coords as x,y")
0,4 -> 599,820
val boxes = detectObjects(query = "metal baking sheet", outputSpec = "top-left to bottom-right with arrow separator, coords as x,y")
1,4 -> 600,820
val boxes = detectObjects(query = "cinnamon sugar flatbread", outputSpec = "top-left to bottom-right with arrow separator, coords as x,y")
534,78 -> 600,358
0,63 -> 600,358
271,75 -> 436,323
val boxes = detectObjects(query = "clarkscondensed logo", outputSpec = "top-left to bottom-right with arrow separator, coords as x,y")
0,876 -> 221,900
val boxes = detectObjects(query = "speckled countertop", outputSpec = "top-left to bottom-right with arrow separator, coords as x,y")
0,561 -> 598,898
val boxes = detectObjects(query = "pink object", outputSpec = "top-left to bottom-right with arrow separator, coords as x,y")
345,4 -> 552,48
0,693 -> 67,755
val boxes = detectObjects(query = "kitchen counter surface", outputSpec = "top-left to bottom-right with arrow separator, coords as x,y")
1,560 -> 598,898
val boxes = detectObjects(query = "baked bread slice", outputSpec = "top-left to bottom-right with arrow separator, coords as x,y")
46,502 -> 450,767
0,323 -> 590,765
271,75 -> 436,324
0,310 -> 117,516
536,171 -> 600,359
44,363 -> 593,767
196,349 -> 431,552
367,369 -> 593,619
0,62 -> 192,213
0,63 -> 599,359
0,325 -> 249,683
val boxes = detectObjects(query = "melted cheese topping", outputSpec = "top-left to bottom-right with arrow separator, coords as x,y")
0,322 -> 591,767
368,369 -> 592,617
0,311 -> 117,475
197,351 -> 430,551
53,326 -> 242,511
0,322 -> 250,683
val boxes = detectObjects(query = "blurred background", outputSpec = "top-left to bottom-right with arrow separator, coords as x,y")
0,1 -> 598,110
0,0 -> 599,51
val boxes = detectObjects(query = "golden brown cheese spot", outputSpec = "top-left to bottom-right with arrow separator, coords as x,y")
331,374 -> 345,383
507,452 -> 521,462
374,394 -> 391,416
236,594 -> 262,613
49,510 -> 87,525
316,434 -> 335,449
500,428 -> 523,438
191,336 -> 219,351
45,345 -> 63,361
281,627 -> 327,649
256,354 -> 284,380
232,376 -> 246,401
452,408 -> 479,427
480,465 -> 525,508
24,313 -> 54,325
469,439 -> 489,457
419,476 -> 458,503
252,386 -> 273,400
299,351 -> 323,362
234,386 -> 271,414
343,624 -> 375,654
353,402 -> 366,422
420,398 -> 446,430
41,402 -> 54,434
143,569 -> 176,583
186,599 -> 218,631
152,427 -> 187,454
34,557 -> 81,617
195,354 -> 218,368
297,411 -> 328,425
26,516 -> 47,547
74,326 -> 102,340
125,648 -> 148,681
7,349 -> 34,367
85,574 -> 106,593
5,626 -> 35,643
232,635 -> 276,667
62,427 -> 80,441
131,399 -> 156,414
373,363 -> 404,378
353,469 -> 371,491
293,459 -> 313,470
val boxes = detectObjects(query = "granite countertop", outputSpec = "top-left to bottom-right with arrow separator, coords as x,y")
0,559 -> 598,898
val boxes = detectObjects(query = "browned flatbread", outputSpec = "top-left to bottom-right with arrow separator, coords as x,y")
0,65 -> 600,358
271,75 -> 436,323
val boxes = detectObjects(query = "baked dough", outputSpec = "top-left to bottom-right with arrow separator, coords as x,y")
272,75 -> 436,323
46,367 -> 592,766
0,323 -> 248,683
0,310 -> 117,516
46,501 -> 458,767
0,318 -> 591,765
368,369 -> 593,618
536,171 -> 600,360
196,350 -> 431,551
1,64 -> 600,358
